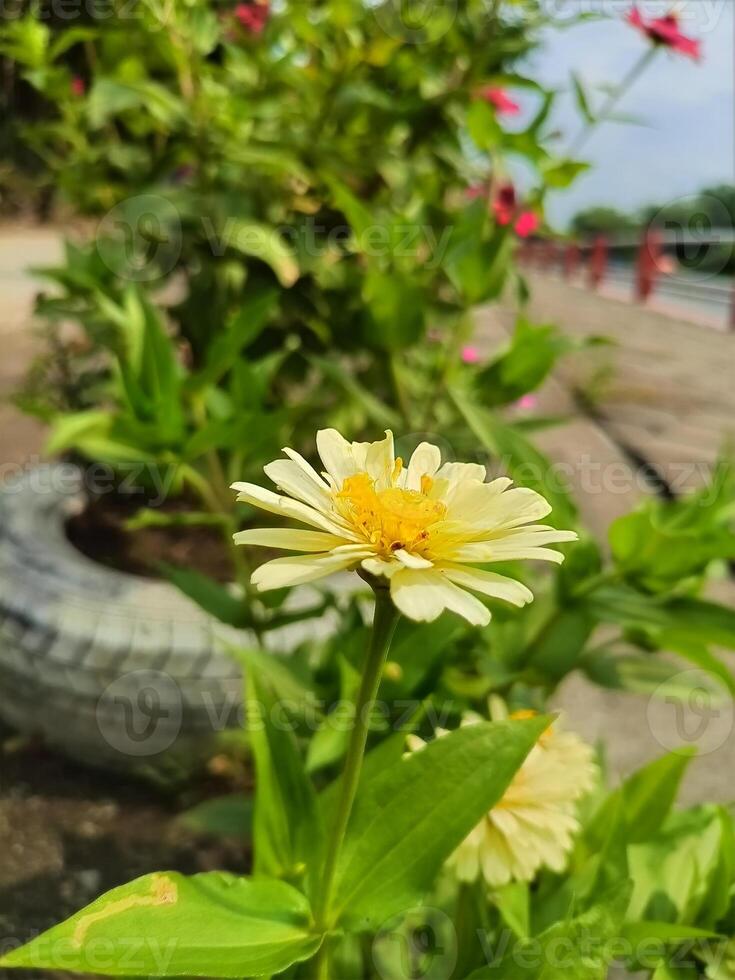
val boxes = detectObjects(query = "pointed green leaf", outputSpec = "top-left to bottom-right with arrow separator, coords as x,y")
332,716 -> 550,928
0,872 -> 320,977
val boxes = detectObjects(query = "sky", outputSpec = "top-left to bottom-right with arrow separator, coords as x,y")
510,0 -> 734,229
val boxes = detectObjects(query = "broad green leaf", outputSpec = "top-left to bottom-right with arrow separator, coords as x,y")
323,175 -> 376,240
46,410 -> 112,456
443,205 -> 511,304
542,159 -> 590,189
332,716 -> 550,928
308,354 -> 401,429
466,881 -> 631,980
493,881 -> 530,939
662,598 -> 735,651
627,806 -> 731,927
619,749 -> 697,843
191,287 -> 278,391
467,99 -> 503,151
0,872 -> 320,977
248,673 -> 324,888
527,607 -> 594,682
476,317 -> 572,407
226,221 -> 299,287
179,794 -> 252,841
361,267 -> 425,350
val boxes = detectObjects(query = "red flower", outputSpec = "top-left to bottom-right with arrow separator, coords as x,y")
70,76 -> 85,97
476,86 -> 521,115
626,7 -> 701,60
492,183 -> 517,226
235,1 -> 269,34
491,183 -> 539,238
514,211 -> 539,238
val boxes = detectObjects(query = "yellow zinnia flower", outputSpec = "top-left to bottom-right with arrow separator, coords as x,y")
231,428 -> 576,625
410,706 -> 597,887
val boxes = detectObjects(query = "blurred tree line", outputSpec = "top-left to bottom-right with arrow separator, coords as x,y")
570,184 -> 735,276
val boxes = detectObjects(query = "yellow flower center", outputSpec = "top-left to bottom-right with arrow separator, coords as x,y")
336,470 -> 446,557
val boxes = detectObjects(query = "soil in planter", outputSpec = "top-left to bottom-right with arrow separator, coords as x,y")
0,719 -> 250,980
66,493 -> 234,583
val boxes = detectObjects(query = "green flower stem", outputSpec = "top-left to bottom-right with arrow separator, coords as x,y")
314,584 -> 400,940
568,47 -> 657,157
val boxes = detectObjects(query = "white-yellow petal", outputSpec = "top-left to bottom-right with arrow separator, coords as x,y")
440,565 -> 533,607
405,442 -> 442,491
251,546 -> 371,591
389,568 -> 491,626
364,430 -> 395,490
233,528 -> 347,551
316,428 -> 359,486
231,481 -> 353,537
264,459 -> 332,512
394,548 -> 433,569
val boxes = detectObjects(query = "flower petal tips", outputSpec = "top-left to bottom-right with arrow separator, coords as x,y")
232,429 -> 577,625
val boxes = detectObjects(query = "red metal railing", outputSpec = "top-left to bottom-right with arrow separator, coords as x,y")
518,230 -> 735,331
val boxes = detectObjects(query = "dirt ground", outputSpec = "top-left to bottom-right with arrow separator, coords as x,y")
0,720 -> 248,980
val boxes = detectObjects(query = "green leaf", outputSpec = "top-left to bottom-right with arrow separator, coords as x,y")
248,672 -> 324,888
226,221 -> 299,286
467,881 -> 631,980
467,99 -> 503,151
542,158 -> 590,189
528,608 -> 594,682
160,564 -> 253,629
361,267 -> 425,350
308,354 -> 401,429
191,286 -> 278,391
450,386 -> 578,528
493,881 -> 530,939
0,872 -> 320,977
476,317 -> 572,407
443,204 -> 511,305
627,806 -> 732,927
323,175 -> 376,240
228,645 -> 316,711
620,749 -> 697,843
179,794 -> 252,841
571,72 -> 595,124
331,715 -> 550,928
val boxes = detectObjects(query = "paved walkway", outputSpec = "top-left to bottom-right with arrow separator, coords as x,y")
1,227 -> 733,804
0,226 -> 64,467
478,274 -> 735,804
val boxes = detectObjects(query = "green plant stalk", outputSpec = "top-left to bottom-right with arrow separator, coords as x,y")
568,47 -> 657,156
313,584 -> 400,960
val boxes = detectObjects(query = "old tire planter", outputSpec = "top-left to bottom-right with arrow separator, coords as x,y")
0,464 -> 249,774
